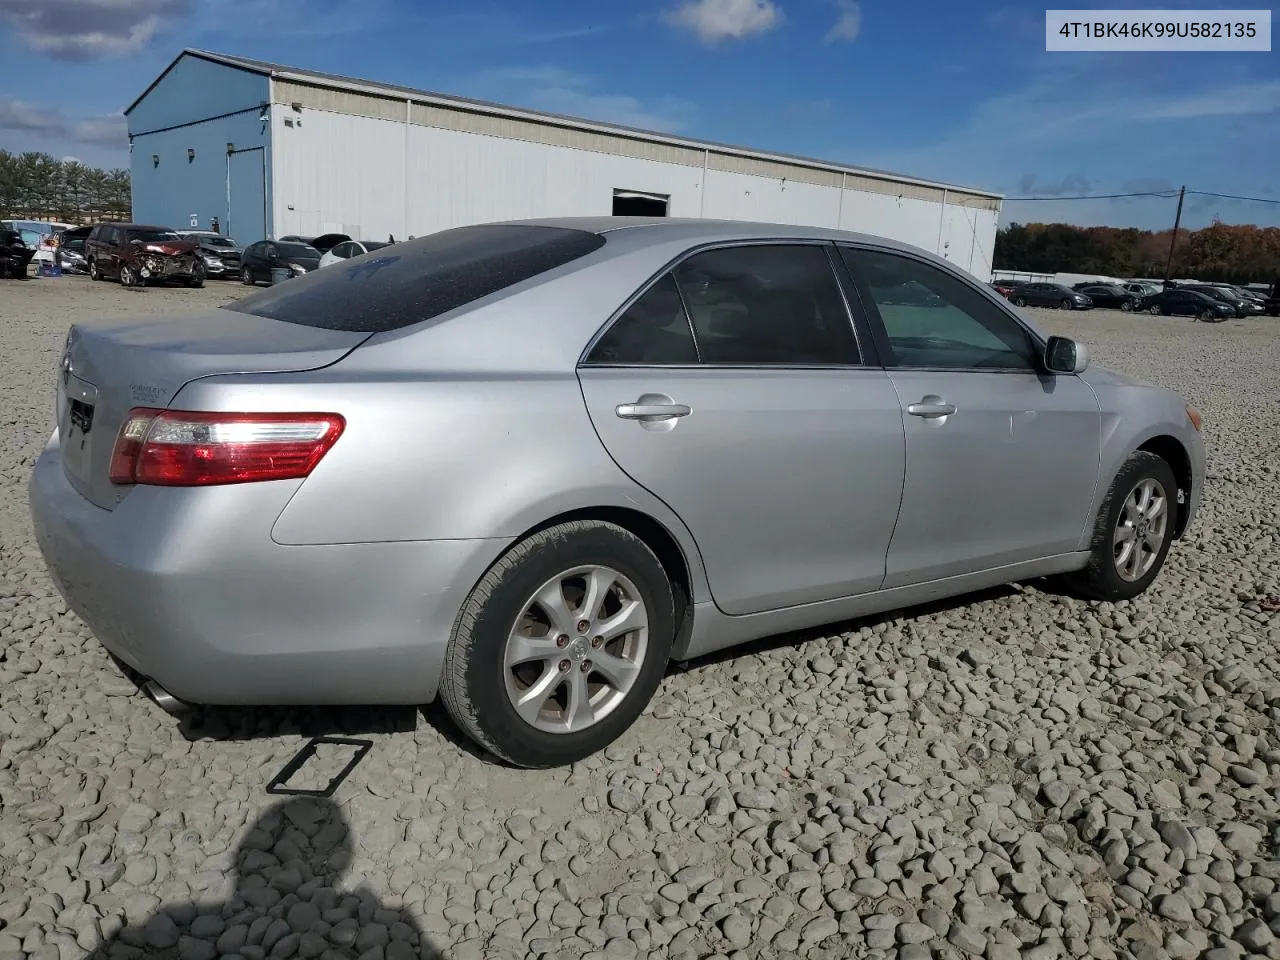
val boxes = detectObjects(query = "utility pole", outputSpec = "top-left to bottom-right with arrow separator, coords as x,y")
1163,184 -> 1185,286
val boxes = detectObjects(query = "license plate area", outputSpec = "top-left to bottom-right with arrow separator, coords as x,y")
60,372 -> 99,487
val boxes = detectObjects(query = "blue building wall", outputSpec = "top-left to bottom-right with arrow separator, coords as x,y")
127,55 -> 275,244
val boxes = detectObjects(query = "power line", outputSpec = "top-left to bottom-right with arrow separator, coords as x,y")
1004,190 -> 1180,201
1186,189 -> 1280,205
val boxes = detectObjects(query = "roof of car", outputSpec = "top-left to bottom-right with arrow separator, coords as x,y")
95,222 -> 174,232
485,216 -> 946,258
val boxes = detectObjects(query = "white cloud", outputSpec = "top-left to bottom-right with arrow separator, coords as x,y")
0,0 -> 191,60
824,0 -> 861,43
0,95 -> 127,148
470,67 -> 695,133
663,0 -> 781,43
1145,81 -> 1280,119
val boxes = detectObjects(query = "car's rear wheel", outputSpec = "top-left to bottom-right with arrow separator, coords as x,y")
1148,305 -> 1161,315
88,258 -> 101,281
1067,451 -> 1178,601
440,520 -> 675,767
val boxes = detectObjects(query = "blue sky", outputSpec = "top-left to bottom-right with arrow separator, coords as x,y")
2,0 -> 1277,229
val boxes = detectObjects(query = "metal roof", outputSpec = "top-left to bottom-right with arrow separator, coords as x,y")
128,49 -> 1001,202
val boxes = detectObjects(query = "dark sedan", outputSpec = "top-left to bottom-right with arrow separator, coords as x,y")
1181,284 -> 1258,318
240,240 -> 323,285
1138,288 -> 1234,322
1009,282 -> 1093,310
1073,283 -> 1139,311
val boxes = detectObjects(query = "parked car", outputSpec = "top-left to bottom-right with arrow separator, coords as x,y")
1072,283 -> 1139,311
180,231 -> 242,279
0,226 -> 34,279
1009,282 -> 1093,310
1137,288 -> 1234,322
86,223 -> 205,287
54,226 -> 92,274
1207,284 -> 1266,312
280,233 -> 351,254
240,240 -> 323,285
1123,281 -> 1161,299
318,239 -> 392,268
3,220 -> 73,262
989,279 -> 1022,298
1179,284 -> 1256,318
29,218 -> 1206,767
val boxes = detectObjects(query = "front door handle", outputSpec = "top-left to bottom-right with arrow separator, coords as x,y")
616,401 -> 692,421
907,396 -> 957,418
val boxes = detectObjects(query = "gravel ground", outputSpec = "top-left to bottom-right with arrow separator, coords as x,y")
2,274 -> 1279,960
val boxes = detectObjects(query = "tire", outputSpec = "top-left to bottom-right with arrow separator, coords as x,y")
1067,451 -> 1179,602
1199,309 -> 1215,323
88,258 -> 101,281
241,268 -> 255,286
1059,298 -> 1072,310
1120,300 -> 1133,312
1148,305 -> 1161,315
119,262 -> 139,287
187,263 -> 206,288
440,520 -> 676,767
1014,296 -> 1027,307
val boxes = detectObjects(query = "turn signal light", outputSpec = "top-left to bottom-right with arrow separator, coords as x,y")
1186,405 -> 1202,432
110,409 -> 345,486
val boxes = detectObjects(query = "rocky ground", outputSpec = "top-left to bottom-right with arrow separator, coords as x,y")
1,275 -> 1279,960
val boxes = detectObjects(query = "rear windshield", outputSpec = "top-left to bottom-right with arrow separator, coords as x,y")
278,242 -> 320,259
226,224 -> 607,333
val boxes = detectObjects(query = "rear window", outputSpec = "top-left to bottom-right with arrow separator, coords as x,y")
225,224 -> 607,333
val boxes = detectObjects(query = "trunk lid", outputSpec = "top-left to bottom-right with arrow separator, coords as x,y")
57,310 -> 370,509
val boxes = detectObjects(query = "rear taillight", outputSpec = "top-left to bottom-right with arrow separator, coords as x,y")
110,409 -> 345,486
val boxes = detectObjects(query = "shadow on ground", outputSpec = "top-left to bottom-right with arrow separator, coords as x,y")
86,796 -> 448,959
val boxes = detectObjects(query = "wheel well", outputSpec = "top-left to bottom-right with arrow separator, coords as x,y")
520,507 -> 695,650
1138,435 -> 1192,537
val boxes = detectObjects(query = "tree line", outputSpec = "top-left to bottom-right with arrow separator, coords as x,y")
0,151 -> 131,225
994,221 -> 1280,285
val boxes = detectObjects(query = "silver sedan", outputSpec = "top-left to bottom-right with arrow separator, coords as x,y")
29,218 -> 1205,767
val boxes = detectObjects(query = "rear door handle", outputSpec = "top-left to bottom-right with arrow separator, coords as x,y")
615,402 -> 692,421
907,397 -> 957,418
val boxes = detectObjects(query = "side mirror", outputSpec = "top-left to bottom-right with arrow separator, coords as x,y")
1044,335 -> 1089,374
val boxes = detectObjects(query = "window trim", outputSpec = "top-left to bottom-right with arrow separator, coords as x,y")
579,239 -> 870,370
837,242 -> 1055,376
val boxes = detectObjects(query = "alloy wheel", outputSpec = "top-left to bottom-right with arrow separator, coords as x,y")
1113,477 -> 1168,582
503,564 -> 649,734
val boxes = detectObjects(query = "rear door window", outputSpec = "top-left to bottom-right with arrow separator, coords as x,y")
672,245 -> 860,365
227,224 -> 606,333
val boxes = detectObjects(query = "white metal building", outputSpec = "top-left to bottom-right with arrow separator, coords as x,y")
127,50 -> 1002,277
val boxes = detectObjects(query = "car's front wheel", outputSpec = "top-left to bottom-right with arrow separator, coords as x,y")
1120,299 -> 1133,312
440,520 -> 675,767
119,262 -> 140,287
1067,451 -> 1178,601
187,262 -> 206,288
241,267 -> 255,286
1014,296 -> 1027,307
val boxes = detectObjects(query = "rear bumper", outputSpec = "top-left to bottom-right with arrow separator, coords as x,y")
29,432 -> 507,706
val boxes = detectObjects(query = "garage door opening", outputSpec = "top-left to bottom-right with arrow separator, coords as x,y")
612,189 -> 669,217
